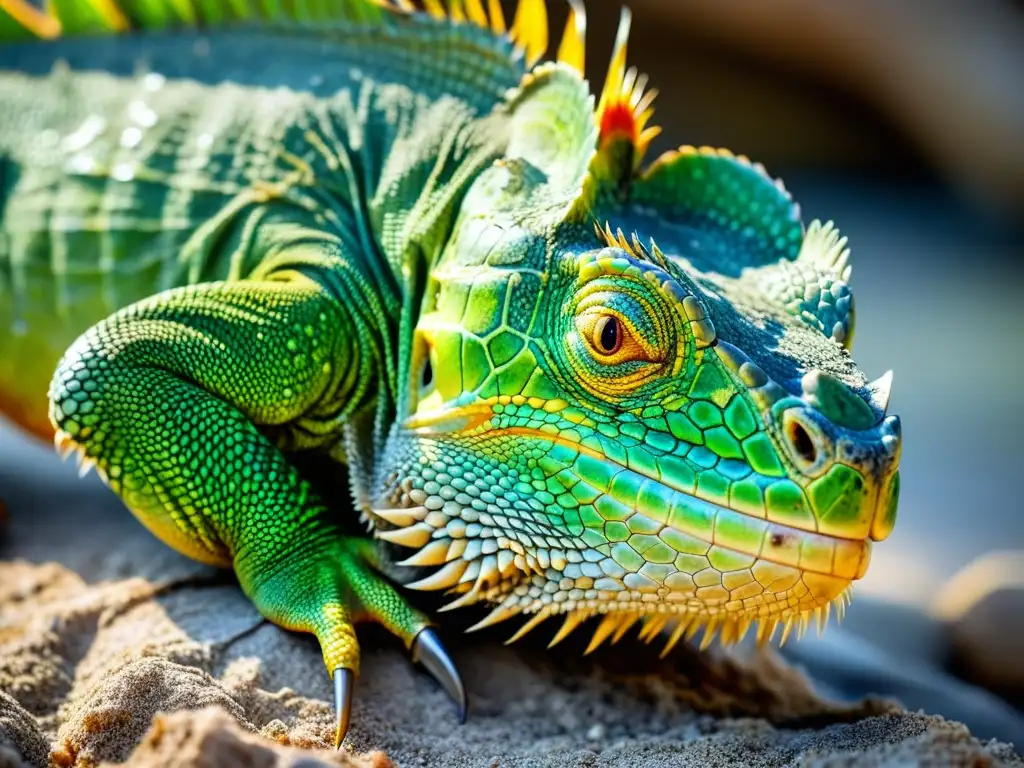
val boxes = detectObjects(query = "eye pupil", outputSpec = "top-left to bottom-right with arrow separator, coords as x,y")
595,316 -> 621,355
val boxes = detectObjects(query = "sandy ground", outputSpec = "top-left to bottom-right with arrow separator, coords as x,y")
1,554 -> 1020,768
2,441 -> 1023,767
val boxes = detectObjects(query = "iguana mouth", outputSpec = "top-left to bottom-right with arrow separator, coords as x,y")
404,404 -> 871,575
381,405 -> 869,627
468,426 -> 871,582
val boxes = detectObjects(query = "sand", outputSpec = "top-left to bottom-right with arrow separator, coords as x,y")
1,467 -> 1022,767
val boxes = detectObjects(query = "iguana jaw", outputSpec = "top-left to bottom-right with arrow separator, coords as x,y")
371,388 -> 894,646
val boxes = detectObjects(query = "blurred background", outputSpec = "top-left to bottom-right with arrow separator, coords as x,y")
2,0 -> 1023,742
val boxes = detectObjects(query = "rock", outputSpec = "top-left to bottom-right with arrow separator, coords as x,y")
934,550 -> 1024,700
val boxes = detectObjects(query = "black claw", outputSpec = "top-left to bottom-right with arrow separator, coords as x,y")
333,668 -> 354,749
412,627 -> 467,723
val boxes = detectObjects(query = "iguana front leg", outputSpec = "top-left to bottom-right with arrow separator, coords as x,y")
47,274 -> 463,745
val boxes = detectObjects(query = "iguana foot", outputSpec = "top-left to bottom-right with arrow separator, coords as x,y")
244,534 -> 466,747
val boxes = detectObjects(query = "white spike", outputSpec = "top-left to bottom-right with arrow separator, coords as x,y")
439,587 -> 483,613
466,600 -> 522,633
497,549 -> 516,575
797,613 -> 810,640
76,450 -> 94,478
869,370 -> 894,415
459,559 -> 481,585
462,539 -> 483,561
406,560 -> 468,591
446,538 -> 468,561
797,219 -> 850,273
377,522 -> 433,548
755,618 -> 779,647
54,429 -> 76,460
779,615 -> 796,647
397,539 -> 450,567
833,594 -> 847,623
475,554 -> 499,590
373,506 -> 426,527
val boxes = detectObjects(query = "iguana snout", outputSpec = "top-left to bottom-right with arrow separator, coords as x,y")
760,369 -> 902,544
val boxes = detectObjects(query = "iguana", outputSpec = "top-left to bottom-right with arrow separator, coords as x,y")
0,0 -> 902,747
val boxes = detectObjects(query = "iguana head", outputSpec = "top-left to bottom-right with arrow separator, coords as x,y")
372,9 -> 901,648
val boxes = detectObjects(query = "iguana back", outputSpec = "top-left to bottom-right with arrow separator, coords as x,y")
0,17 -> 522,437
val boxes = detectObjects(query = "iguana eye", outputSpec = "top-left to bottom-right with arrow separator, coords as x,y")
592,315 -> 622,356
575,308 -> 654,366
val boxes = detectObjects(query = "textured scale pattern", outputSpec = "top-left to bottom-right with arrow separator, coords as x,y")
0,0 -> 903,746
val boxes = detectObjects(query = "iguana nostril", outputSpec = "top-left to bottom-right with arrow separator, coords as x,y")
422,359 -> 433,388
786,419 -> 818,465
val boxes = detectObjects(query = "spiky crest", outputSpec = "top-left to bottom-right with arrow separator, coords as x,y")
461,587 -> 855,655
593,221 -> 672,272
595,8 -> 660,165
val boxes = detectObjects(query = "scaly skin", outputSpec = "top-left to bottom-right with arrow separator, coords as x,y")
0,0 -> 902,746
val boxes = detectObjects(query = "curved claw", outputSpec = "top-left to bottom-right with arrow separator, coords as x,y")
333,668 -> 354,749
411,627 -> 467,723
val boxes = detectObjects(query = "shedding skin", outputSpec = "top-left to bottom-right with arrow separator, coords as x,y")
0,0 -> 904,743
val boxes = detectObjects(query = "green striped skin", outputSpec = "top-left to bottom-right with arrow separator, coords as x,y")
0,11 -> 522,436
0,1 -> 903,731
